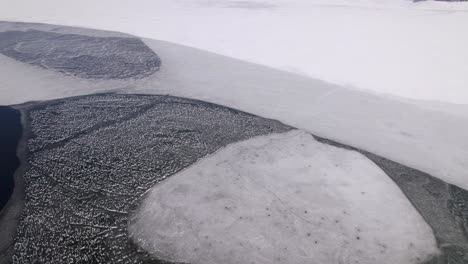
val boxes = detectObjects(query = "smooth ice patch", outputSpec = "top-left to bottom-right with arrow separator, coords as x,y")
129,130 -> 438,264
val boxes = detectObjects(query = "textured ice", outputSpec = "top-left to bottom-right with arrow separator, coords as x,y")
7,94 -> 290,264
129,130 -> 438,264
0,29 -> 160,79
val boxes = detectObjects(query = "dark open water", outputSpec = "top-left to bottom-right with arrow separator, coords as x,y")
0,106 -> 22,211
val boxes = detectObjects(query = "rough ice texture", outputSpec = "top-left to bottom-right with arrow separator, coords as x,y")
9,94 -> 290,264
0,29 -> 160,79
129,130 -> 438,264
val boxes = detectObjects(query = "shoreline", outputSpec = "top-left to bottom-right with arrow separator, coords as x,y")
0,106 -> 21,211
0,106 -> 29,264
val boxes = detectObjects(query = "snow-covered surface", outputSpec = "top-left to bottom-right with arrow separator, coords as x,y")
141,39 -> 468,192
130,130 -> 438,264
1,0 -> 468,104
2,29 -> 467,191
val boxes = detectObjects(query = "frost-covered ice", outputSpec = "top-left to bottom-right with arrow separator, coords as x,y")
0,30 -> 160,79
9,93 -> 291,264
141,39 -> 468,192
1,0 -> 468,103
1,22 -> 467,192
129,130 -> 438,264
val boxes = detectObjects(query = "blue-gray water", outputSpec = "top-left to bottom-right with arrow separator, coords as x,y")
0,106 -> 22,211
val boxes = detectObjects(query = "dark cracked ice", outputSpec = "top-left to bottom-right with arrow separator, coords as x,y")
7,94 -> 291,264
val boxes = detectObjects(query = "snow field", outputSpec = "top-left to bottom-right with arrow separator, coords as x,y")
1,0 -> 468,103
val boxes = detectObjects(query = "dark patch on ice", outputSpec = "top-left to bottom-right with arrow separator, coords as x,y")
314,136 -> 468,264
0,30 -> 160,79
3,94 -> 290,264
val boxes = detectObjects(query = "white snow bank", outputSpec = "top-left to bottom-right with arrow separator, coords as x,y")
129,130 -> 438,264
1,0 -> 468,104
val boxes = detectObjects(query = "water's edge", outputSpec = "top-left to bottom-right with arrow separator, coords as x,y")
0,106 -> 24,264
0,106 -> 21,210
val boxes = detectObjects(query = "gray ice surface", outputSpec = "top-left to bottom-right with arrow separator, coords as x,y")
0,29 -> 160,79
8,94 -> 290,264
